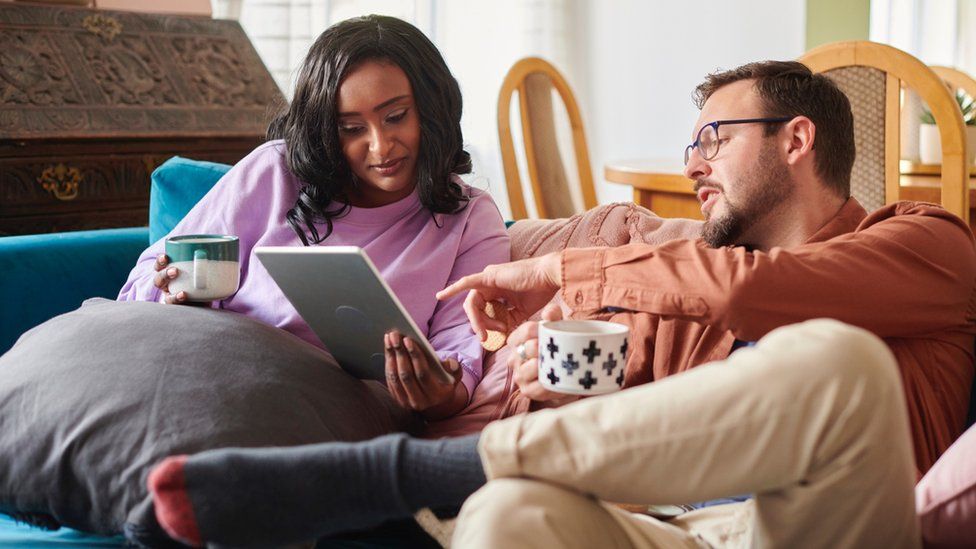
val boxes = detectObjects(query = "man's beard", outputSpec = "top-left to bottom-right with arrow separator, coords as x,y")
701,145 -> 792,248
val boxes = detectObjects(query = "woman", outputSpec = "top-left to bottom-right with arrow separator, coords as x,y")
119,15 -> 510,421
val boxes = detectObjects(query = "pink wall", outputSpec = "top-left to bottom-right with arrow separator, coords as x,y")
1,0 -> 211,16
95,0 -> 211,16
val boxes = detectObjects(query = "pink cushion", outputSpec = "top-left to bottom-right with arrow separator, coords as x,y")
916,422 -> 976,548
508,202 -> 702,261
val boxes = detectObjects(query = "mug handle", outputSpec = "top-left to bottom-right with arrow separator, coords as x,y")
193,249 -> 207,290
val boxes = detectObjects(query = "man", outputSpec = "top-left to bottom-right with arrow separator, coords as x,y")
147,61 -> 974,547
460,60 -> 975,474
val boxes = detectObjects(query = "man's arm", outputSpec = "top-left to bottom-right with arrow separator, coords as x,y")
563,203 -> 976,342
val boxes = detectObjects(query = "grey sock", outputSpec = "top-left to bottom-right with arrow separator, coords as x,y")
153,433 -> 485,547
400,434 -> 486,511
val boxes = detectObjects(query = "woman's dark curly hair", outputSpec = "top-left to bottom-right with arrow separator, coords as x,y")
267,15 -> 471,245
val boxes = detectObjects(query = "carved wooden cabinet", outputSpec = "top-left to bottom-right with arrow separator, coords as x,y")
0,3 -> 284,235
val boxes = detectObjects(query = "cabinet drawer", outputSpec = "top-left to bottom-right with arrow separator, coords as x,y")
0,155 -> 150,217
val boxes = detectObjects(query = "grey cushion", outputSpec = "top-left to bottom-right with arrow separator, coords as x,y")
0,299 -> 416,546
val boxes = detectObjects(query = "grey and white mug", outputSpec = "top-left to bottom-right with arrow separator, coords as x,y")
164,235 -> 240,302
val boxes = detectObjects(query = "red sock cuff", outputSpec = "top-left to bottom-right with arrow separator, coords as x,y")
148,455 -> 203,547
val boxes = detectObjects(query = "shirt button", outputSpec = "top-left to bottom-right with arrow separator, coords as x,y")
575,291 -> 584,305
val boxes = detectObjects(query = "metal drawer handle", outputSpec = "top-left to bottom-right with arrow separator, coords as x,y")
37,164 -> 82,201
83,14 -> 123,42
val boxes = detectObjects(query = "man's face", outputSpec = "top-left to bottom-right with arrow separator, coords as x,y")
683,80 -> 793,248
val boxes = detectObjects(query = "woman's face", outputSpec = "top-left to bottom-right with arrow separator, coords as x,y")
336,59 -> 422,207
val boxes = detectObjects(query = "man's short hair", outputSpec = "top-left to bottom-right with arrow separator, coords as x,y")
693,60 -> 855,198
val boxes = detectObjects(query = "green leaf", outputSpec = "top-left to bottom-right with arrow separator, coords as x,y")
920,89 -> 976,126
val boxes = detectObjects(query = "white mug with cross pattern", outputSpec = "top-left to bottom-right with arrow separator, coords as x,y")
538,320 -> 630,395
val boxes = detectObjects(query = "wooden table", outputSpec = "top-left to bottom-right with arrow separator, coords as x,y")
604,159 -> 702,220
605,159 -> 976,233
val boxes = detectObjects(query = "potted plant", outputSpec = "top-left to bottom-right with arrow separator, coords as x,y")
919,90 -> 976,165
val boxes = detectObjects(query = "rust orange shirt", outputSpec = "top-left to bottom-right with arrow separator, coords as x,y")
560,199 -> 976,474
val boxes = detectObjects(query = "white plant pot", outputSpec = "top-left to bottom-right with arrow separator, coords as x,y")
919,123 -> 941,165
919,123 -> 976,166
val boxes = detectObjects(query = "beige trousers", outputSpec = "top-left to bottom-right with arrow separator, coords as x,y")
452,319 -> 920,548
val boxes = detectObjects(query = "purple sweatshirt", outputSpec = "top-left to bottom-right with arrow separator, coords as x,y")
119,140 -> 511,401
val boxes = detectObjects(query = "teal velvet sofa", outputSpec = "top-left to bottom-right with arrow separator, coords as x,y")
0,227 -> 149,354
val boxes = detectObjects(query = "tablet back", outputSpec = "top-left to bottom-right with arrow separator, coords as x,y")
255,246 -> 442,382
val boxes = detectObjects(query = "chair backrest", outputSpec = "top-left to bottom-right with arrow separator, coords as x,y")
799,41 -> 968,219
498,57 -> 597,220
932,66 -> 976,161
932,66 -> 976,103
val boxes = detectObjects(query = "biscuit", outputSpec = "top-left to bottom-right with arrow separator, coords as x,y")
481,301 -> 509,352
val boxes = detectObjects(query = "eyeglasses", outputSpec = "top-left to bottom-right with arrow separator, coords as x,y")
683,117 -> 792,165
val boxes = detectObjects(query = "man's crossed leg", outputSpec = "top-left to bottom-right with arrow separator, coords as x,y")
149,319 -> 918,548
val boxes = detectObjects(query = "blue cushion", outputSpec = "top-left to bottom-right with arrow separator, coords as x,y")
0,514 -> 123,547
149,156 -> 232,244
0,227 -> 150,354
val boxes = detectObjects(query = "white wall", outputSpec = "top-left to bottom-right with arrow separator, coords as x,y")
575,0 -> 807,204
435,0 -> 574,218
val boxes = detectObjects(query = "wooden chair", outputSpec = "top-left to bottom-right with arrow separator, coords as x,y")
497,57 -> 598,220
932,65 -> 976,160
932,66 -> 976,103
799,41 -> 968,219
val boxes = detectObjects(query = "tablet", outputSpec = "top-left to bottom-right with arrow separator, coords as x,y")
254,246 -> 447,383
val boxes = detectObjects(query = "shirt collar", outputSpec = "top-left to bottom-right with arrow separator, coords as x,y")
804,197 -> 867,244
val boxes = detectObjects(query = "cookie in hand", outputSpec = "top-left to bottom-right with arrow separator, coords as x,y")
481,301 -> 510,352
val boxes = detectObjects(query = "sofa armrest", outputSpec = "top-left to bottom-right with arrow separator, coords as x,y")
0,227 -> 149,354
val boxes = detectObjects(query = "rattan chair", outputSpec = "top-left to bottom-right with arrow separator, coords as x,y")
497,57 -> 598,220
799,41 -> 968,219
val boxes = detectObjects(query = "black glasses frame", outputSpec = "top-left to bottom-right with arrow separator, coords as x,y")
683,117 -> 793,165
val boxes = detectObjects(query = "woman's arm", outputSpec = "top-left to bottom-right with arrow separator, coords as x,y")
118,144 -> 296,304
427,189 -> 512,408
